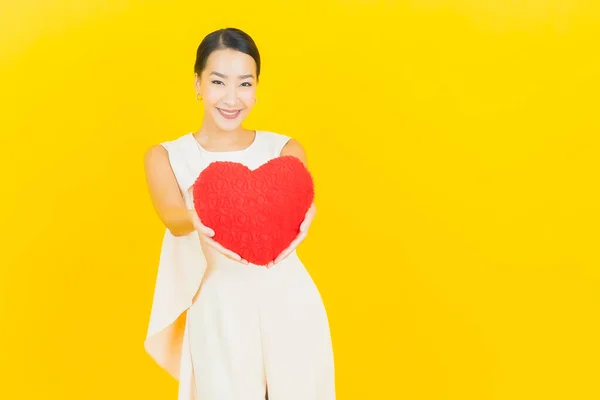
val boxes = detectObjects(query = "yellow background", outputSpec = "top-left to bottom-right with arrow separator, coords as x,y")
1,0 -> 599,399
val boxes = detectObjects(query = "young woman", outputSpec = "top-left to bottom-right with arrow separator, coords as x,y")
143,27 -> 335,400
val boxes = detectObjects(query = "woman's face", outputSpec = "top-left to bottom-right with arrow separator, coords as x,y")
195,48 -> 258,131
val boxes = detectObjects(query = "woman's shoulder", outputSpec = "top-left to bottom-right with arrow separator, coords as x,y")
159,132 -> 195,151
144,133 -> 195,170
257,129 -> 292,156
258,129 -> 290,141
257,130 -> 306,164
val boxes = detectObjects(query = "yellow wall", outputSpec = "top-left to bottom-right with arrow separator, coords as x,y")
1,1 -> 599,399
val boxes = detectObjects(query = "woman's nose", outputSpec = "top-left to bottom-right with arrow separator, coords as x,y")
223,86 -> 237,106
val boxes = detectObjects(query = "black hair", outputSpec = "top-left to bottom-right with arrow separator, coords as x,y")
194,27 -> 261,82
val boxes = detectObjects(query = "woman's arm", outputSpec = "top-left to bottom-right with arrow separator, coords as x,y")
143,144 -> 248,263
143,145 -> 196,237
280,138 -> 308,166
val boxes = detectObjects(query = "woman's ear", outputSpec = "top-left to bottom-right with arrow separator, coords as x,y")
194,73 -> 201,93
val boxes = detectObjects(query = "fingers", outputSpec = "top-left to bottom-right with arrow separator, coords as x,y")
300,215 -> 313,232
194,218 -> 213,236
195,222 -> 215,238
188,190 -> 246,264
189,209 -> 215,237
270,216 -> 312,267
193,218 -> 247,264
205,238 -> 240,261
200,235 -> 248,264
272,230 -> 307,265
300,203 -> 316,232
272,249 -> 291,266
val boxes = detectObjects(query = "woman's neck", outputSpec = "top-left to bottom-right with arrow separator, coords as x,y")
194,119 -> 254,151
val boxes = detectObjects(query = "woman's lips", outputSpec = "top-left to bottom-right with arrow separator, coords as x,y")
218,108 -> 241,119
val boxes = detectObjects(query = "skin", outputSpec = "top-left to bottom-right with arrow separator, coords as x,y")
144,48 -> 316,268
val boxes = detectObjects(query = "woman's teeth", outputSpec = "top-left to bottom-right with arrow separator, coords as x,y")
218,108 -> 241,119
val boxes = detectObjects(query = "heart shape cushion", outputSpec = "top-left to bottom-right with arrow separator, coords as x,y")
192,155 -> 314,265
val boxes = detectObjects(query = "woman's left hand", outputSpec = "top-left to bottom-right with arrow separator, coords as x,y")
267,202 -> 317,268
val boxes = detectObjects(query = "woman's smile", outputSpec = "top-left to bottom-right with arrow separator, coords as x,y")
217,107 -> 242,119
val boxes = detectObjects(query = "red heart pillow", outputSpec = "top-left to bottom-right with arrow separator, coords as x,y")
192,155 -> 314,265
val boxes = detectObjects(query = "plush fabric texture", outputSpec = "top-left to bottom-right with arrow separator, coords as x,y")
192,155 -> 314,265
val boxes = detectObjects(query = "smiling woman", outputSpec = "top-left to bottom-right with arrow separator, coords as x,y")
143,28 -> 335,400
192,28 -> 260,133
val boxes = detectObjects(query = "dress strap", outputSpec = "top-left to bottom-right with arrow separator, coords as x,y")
259,131 -> 292,158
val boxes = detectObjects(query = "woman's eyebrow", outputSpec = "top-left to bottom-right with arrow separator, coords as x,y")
210,71 -> 254,79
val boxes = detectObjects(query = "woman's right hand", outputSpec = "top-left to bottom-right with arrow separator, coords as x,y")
188,188 -> 248,265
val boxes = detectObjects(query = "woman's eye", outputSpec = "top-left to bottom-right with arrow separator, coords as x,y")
211,80 -> 224,85
241,82 -> 252,87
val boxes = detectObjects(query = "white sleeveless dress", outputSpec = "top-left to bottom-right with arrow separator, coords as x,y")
144,130 -> 336,400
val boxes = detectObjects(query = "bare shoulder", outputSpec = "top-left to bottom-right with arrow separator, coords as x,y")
143,144 -> 176,189
280,138 -> 308,166
144,144 -> 168,164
